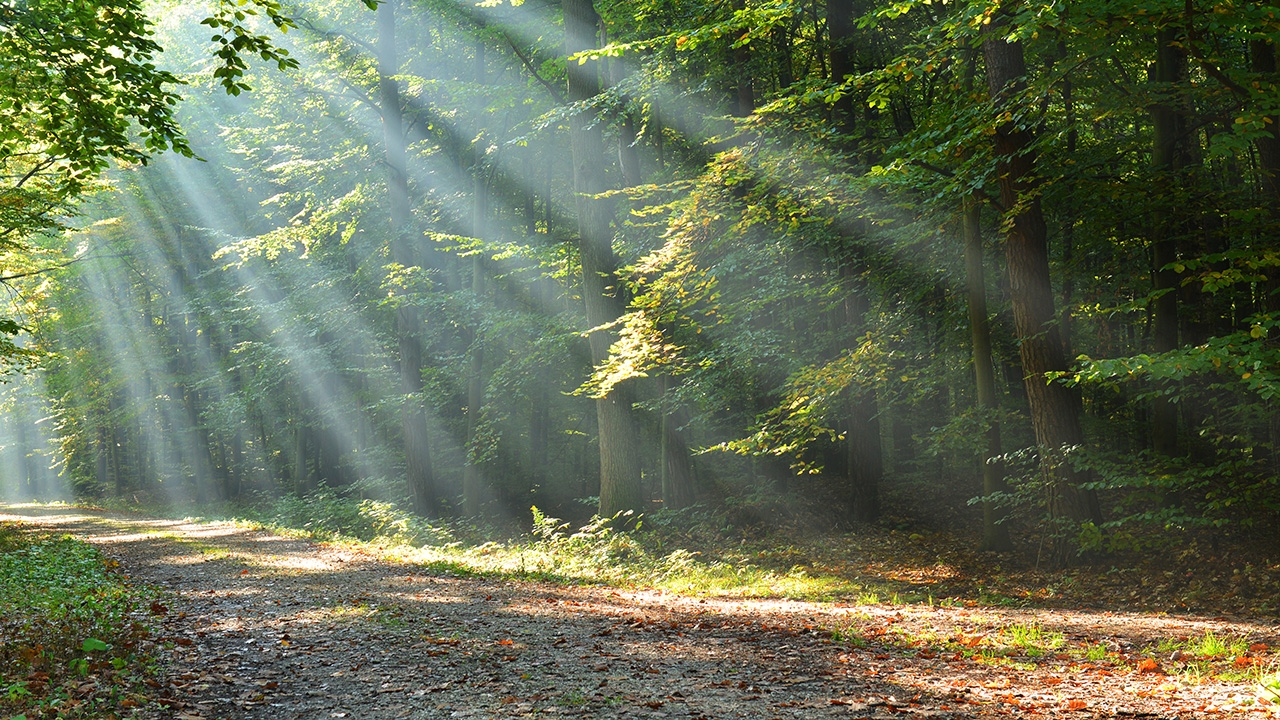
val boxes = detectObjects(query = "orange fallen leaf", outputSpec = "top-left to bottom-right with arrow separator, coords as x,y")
1042,676 -> 1063,685
1136,657 -> 1163,674
1063,699 -> 1087,711
1250,643 -> 1269,653
497,639 -> 514,646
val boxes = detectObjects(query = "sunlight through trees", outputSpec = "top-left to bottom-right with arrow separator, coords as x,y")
2,0 -> 1280,565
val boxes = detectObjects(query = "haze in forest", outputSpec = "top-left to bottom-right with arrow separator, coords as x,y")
2,0 -> 1280,565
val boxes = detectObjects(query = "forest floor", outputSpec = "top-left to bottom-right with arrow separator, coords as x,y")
2,503 -> 1279,720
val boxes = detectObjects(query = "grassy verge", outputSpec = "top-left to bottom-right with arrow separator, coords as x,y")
0,522 -> 159,720
202,494 -> 902,601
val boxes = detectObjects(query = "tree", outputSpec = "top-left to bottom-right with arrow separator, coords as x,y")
378,0 -> 439,517
982,3 -> 1101,564
564,0 -> 644,518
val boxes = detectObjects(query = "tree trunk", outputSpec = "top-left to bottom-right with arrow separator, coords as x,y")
982,7 -> 1101,565
843,266 -> 881,523
964,198 -> 1013,551
464,40 -> 491,517
380,0 -> 438,517
565,0 -> 643,518
1254,38 -> 1280,214
1150,26 -> 1188,458
1057,33 -> 1077,360
609,54 -> 643,187
657,374 -> 695,510
731,0 -> 754,116
293,416 -> 313,496
826,0 -> 856,136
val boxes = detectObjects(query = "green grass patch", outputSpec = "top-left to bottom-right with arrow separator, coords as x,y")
998,622 -> 1066,657
0,522 -> 158,719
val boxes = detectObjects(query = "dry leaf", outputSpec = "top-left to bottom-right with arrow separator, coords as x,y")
1136,657 -> 1163,674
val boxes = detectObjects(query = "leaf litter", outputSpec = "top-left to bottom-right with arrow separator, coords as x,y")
2,504 -> 1278,719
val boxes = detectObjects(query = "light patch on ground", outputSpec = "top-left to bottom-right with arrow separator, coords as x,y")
246,553 -> 344,573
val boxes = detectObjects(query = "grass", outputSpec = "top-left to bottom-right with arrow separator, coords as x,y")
999,623 -> 1066,657
61,494 -> 936,603
130,495 -> 901,601
1154,630 -> 1250,660
0,522 -> 160,719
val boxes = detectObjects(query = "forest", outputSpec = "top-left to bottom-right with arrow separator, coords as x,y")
4,0 -> 1280,568
6,1 -> 1280,718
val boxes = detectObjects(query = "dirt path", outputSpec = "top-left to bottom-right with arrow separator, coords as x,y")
3,504 -> 1279,719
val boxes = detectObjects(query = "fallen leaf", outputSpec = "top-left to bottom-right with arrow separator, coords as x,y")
1136,657 -> 1163,674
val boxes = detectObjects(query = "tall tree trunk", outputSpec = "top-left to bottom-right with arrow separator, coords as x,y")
1150,26 -> 1188,458
380,0 -> 438,516
843,265 -> 881,523
964,198 -> 1013,551
983,6 -> 1101,565
657,374 -> 695,510
1254,38 -> 1280,215
564,0 -> 643,517
826,0 -> 856,136
293,414 -> 313,496
607,39 -> 643,187
731,0 -> 754,115
828,0 -> 878,522
1058,32 -> 1078,360
1250,37 -> 1280,465
464,38 -> 491,517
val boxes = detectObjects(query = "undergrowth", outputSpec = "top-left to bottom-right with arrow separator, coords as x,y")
111,492 -> 892,601
0,522 -> 159,719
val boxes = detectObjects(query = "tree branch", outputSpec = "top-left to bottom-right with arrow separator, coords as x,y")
910,160 -> 1006,213
505,36 -> 566,104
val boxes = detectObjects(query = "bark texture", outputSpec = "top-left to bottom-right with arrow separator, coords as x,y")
564,0 -> 643,517
1150,26 -> 1188,458
983,8 -> 1100,564
964,199 -> 1013,552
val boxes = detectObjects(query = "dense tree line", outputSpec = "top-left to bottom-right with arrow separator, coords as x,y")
3,0 -> 1280,564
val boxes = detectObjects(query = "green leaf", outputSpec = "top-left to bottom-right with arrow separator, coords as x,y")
81,638 -> 109,652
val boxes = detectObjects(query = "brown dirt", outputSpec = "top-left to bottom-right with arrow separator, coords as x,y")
3,504 -> 1279,719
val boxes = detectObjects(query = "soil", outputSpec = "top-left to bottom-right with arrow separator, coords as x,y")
3,504 -> 1279,719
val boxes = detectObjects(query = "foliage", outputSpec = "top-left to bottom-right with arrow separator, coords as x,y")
244,489 -> 455,546
6,0 -> 1280,565
0,522 -> 158,719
